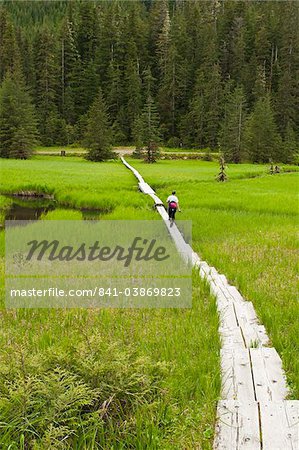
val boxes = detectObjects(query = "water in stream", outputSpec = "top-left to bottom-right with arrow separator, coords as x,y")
5,196 -> 56,221
3,195 -> 102,223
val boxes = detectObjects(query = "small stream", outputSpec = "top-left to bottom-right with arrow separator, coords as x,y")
2,195 -> 102,224
5,196 -> 56,221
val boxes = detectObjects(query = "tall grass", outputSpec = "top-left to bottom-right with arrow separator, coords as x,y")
0,157 -> 153,216
0,157 -> 220,448
134,159 -> 299,397
0,273 -> 220,449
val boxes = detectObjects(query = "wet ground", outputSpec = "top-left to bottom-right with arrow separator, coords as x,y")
5,196 -> 56,221
3,195 -> 102,223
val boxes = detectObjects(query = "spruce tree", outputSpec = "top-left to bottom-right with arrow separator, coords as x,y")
283,122 -> 298,164
275,71 -> 298,139
34,26 -> 59,143
76,1 -> 99,63
204,63 -> 223,148
124,40 -> 142,140
183,60 -> 222,149
219,86 -> 246,163
244,94 -> 281,163
0,73 -> 38,159
183,70 -> 205,147
0,8 -> 21,82
216,155 -> 228,182
158,41 -> 178,140
84,88 -> 114,162
141,94 -> 161,163
59,17 -> 79,123
140,69 -> 161,163
132,115 -> 145,159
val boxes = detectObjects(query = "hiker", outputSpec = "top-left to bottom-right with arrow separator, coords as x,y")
166,190 -> 180,222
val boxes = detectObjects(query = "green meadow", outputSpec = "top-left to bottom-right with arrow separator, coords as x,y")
0,156 -> 220,449
0,155 -> 297,448
133,159 -> 299,398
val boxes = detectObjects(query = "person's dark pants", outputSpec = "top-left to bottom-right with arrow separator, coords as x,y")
168,207 -> 177,220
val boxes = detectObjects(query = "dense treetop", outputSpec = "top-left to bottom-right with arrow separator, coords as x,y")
0,0 -> 298,162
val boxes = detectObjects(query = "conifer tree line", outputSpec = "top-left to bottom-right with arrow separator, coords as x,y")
0,0 -> 298,162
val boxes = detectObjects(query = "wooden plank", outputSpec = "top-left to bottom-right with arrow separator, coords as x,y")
260,401 -> 299,450
199,261 -> 210,277
220,303 -> 239,330
199,261 -> 210,272
214,400 -> 261,450
199,266 -> 209,278
285,400 -> 299,432
192,252 -> 201,266
217,283 -> 245,306
212,284 -> 229,303
215,289 -> 231,313
217,297 -> 231,315
121,157 -> 144,183
220,326 -> 245,350
210,267 -> 220,281
210,279 -> 220,296
149,193 -> 166,206
221,349 -> 255,402
213,274 -> 229,292
138,182 -> 155,195
250,347 -> 289,401
234,302 -> 258,326
156,205 -> 169,220
213,273 -> 228,291
216,282 -> 238,304
228,285 -> 245,303
241,323 -> 269,348
219,273 -> 228,286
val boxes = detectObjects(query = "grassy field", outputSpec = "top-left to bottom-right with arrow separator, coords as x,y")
131,159 -> 299,398
0,156 -> 220,449
0,156 -> 153,215
0,155 -> 297,447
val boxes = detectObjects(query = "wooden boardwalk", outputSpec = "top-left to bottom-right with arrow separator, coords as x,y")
121,158 -> 299,450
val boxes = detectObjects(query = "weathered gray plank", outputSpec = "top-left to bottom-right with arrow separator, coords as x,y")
210,279 -> 221,296
156,205 -> 169,220
228,285 -> 245,303
260,401 -> 299,450
210,266 -> 219,277
221,349 -> 255,402
220,303 -> 239,330
214,400 -> 261,450
217,296 -> 231,315
121,157 -> 144,183
150,193 -> 166,207
220,326 -> 245,350
234,302 -> 258,326
241,323 -> 269,348
250,347 -> 289,401
199,267 -> 208,278
285,400 -> 299,431
215,281 -> 238,304
138,182 -> 156,195
192,252 -> 201,266
199,260 -> 210,271
219,274 -> 228,285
